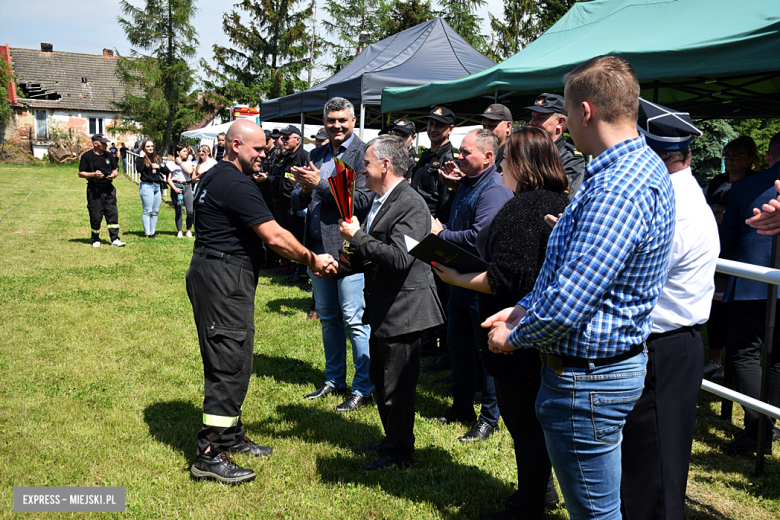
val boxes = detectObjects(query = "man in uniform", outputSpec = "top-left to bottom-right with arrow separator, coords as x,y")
77,133 -> 126,248
187,119 -> 335,484
291,97 -> 374,412
526,93 -> 586,200
311,127 -> 330,148
477,104 -> 513,173
390,118 -> 419,180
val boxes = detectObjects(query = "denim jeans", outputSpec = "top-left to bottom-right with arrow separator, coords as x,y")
536,348 -> 647,520
448,286 -> 499,426
139,182 -> 162,236
307,265 -> 373,398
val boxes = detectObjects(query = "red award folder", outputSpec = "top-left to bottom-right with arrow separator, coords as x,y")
327,157 -> 357,223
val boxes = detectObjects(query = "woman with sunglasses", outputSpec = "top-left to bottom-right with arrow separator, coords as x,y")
136,139 -> 169,238
166,142 -> 195,238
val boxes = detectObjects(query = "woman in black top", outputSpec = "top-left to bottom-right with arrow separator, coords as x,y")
433,127 -> 569,520
136,139 -> 169,238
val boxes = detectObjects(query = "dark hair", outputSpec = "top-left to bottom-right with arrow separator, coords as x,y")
140,139 -> 161,169
655,147 -> 691,166
769,132 -> 780,161
564,55 -> 640,125
174,142 -> 187,154
724,136 -> 760,171
503,126 -> 568,195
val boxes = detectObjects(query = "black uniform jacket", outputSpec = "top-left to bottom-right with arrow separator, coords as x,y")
410,141 -> 460,222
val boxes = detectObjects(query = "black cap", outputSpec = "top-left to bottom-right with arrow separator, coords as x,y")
637,98 -> 702,151
264,129 -> 272,141
280,125 -> 301,137
270,129 -> 282,138
310,127 -> 328,140
426,106 -> 456,125
391,118 -> 415,135
91,133 -> 109,144
477,103 -> 513,121
525,93 -> 567,116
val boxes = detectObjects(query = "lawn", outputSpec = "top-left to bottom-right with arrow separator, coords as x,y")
0,163 -> 778,519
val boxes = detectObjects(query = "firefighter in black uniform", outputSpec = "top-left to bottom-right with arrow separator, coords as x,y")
476,104 -> 513,173
526,93 -> 586,201
77,133 -> 125,248
390,118 -> 419,181
270,126 -> 310,282
187,120 -> 335,484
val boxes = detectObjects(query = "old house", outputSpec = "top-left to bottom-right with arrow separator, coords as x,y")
1,43 -> 138,159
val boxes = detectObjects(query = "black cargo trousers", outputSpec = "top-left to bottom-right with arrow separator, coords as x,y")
186,246 -> 259,455
86,182 -> 119,242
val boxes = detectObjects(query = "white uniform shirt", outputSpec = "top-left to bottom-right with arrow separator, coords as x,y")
652,166 -> 719,333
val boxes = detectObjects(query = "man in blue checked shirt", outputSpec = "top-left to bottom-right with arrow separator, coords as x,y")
484,55 -> 675,520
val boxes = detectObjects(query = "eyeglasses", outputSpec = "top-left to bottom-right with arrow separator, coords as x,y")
723,154 -> 742,160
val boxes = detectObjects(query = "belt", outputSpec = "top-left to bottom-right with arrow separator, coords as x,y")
647,324 -> 701,342
175,181 -> 191,185
193,246 -> 251,268
539,343 -> 645,373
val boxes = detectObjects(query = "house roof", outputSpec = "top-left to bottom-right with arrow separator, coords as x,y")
9,47 -> 124,113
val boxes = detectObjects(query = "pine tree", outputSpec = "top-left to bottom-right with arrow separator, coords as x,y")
322,0 -> 390,74
382,0 -> 435,39
201,0 -> 314,116
116,0 -> 202,154
437,0 -> 487,52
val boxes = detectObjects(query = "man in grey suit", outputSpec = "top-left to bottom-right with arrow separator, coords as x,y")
339,136 -> 445,471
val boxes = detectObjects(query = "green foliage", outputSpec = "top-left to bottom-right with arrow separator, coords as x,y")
0,59 -> 14,151
730,118 -> 780,171
690,119 -> 737,186
202,0 -> 314,117
322,0 -> 390,74
384,0 -> 435,38
437,0 -> 487,53
116,0 -> 202,155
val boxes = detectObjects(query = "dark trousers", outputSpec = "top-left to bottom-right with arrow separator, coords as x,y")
186,248 -> 258,455
726,300 -> 780,434
369,331 -> 422,462
86,183 -> 119,242
620,328 -> 704,520
494,352 -> 552,517
172,183 -> 193,232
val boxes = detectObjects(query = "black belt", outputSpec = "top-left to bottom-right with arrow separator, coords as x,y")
193,246 -> 251,268
647,324 -> 701,342
540,343 -> 645,371
175,181 -> 191,185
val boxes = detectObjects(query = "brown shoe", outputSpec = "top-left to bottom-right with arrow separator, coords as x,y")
307,310 -> 319,320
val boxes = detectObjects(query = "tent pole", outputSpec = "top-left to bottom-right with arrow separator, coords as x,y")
360,104 -> 365,140
495,90 -> 498,103
300,113 -> 305,141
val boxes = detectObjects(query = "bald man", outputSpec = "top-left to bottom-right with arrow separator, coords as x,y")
187,120 -> 336,484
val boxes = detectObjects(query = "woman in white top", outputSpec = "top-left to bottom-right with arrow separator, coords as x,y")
191,144 -> 217,187
166,142 -> 195,238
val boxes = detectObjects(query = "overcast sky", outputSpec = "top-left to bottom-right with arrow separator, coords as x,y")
1,0 -> 503,86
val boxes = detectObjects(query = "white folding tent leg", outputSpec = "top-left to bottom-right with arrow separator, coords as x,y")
300,113 -> 305,140
360,104 -> 365,140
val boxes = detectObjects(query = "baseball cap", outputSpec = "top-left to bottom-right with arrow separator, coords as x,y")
477,104 -> 513,121
391,118 -> 416,135
270,129 -> 282,138
525,93 -> 567,116
91,133 -> 110,144
426,106 -> 456,125
280,125 -> 302,137
311,127 -> 328,140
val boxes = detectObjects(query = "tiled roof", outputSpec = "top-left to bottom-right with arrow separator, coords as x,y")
10,47 -> 125,113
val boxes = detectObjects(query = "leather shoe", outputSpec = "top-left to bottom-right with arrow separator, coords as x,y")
428,406 -> 477,425
422,354 -> 451,372
336,393 -> 373,412
500,475 -> 559,510
190,451 -> 256,484
719,429 -> 771,454
306,310 -> 319,320
227,436 -> 273,457
358,439 -> 385,453
304,384 -> 348,400
361,454 -> 411,471
458,419 -> 498,442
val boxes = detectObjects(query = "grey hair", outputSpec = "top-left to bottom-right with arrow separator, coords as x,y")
366,136 -> 408,178
324,97 -> 355,119
470,128 -> 499,156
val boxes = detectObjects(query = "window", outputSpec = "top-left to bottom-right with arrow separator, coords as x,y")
34,110 -> 48,140
88,117 -> 103,135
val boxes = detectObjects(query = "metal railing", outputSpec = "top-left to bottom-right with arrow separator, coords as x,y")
709,257 -> 780,475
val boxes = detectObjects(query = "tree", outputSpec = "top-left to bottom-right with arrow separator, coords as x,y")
437,0 -> 487,52
383,0 -> 435,39
202,0 -> 314,117
116,0 -> 202,154
0,57 -> 14,153
730,118 -> 780,171
690,119 -> 737,186
322,0 -> 390,74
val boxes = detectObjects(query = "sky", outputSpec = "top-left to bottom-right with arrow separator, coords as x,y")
0,0 -> 504,86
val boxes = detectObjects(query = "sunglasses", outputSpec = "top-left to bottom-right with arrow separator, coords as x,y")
723,154 -> 743,160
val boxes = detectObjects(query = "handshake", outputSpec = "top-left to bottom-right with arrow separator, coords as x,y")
310,253 -> 339,278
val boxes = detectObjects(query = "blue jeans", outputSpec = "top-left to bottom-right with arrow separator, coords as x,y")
307,267 -> 373,398
448,286 -> 499,426
139,182 -> 162,236
536,349 -> 647,520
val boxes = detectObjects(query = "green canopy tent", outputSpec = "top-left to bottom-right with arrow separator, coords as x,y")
381,0 -> 780,121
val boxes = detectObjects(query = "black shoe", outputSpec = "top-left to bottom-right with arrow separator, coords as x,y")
773,427 -> 780,442
190,451 -> 256,484
304,285 -> 314,294
227,436 -> 273,457
428,406 -> 477,425
458,420 -> 497,442
719,429 -> 772,454
480,506 -> 532,520
422,354 -> 451,372
336,393 -> 373,412
304,384 -> 349,400
433,373 -> 454,386
500,487 -> 558,510
361,454 -> 411,471
358,439 -> 385,453
285,273 -> 302,284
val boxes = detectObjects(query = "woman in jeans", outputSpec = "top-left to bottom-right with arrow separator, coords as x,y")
136,139 -> 168,238
166,142 -> 195,238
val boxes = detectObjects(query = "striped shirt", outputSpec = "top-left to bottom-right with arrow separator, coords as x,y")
508,136 -> 675,358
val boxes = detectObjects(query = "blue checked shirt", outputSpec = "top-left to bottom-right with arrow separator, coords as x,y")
508,136 -> 675,359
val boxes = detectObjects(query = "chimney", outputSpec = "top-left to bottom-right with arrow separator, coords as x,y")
40,43 -> 53,53
103,48 -> 114,58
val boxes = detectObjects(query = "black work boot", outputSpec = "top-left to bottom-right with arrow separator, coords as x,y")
190,450 -> 256,484
228,436 -> 273,457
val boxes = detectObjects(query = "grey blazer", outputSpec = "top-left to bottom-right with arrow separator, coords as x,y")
349,181 -> 445,338
291,135 -> 370,257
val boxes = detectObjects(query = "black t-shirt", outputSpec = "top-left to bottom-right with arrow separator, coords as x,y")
79,150 -> 117,185
193,161 -> 274,259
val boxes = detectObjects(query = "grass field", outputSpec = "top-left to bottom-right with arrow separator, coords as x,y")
0,163 -> 778,519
